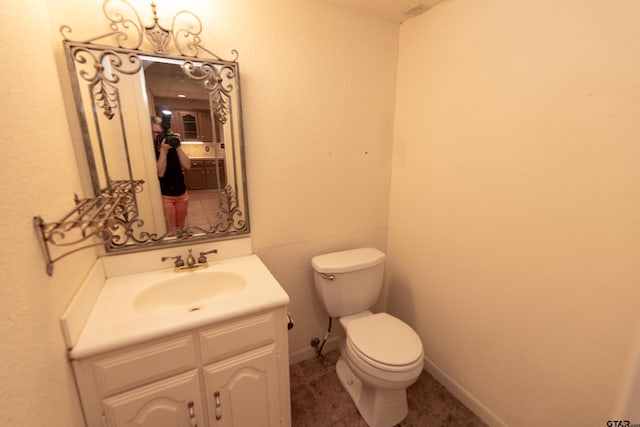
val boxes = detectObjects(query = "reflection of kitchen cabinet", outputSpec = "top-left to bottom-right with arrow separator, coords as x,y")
199,112 -> 215,142
72,309 -> 291,427
184,159 -> 226,190
171,110 -> 214,142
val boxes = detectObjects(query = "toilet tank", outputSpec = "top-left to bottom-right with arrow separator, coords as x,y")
311,248 -> 386,317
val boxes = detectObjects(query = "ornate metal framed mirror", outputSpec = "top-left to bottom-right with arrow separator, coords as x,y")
62,0 -> 249,254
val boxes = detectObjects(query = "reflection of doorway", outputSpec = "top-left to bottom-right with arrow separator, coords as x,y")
186,190 -> 221,229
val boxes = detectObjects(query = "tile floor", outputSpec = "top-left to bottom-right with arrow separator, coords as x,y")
289,349 -> 488,427
185,190 -> 220,229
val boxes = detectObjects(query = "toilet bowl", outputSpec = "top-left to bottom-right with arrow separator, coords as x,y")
311,248 -> 425,427
336,312 -> 424,427
343,312 -> 424,388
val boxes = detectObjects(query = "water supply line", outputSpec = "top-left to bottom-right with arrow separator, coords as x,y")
315,317 -> 332,359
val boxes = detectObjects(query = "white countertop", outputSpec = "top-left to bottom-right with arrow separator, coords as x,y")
189,155 -> 224,160
69,254 -> 289,360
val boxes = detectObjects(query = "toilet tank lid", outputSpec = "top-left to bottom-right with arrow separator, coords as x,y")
311,247 -> 385,273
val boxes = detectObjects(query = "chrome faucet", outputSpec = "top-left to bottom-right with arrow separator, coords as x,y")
161,248 -> 217,272
186,249 -> 197,268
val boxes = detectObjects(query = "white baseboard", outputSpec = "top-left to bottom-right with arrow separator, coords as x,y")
613,321 -> 640,421
289,336 -> 341,365
422,354 -> 507,427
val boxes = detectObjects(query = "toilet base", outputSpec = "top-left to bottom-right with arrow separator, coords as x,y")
336,357 -> 408,427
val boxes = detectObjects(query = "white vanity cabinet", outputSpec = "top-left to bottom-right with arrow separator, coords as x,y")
102,370 -> 203,427
72,308 -> 291,427
198,312 -> 283,427
203,346 -> 280,426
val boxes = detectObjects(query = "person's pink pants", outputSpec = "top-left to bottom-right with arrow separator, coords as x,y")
162,193 -> 189,229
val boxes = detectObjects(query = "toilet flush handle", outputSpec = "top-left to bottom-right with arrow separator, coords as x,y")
320,273 -> 335,280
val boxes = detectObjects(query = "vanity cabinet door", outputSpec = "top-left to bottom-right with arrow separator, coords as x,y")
203,345 -> 281,427
102,370 -> 204,427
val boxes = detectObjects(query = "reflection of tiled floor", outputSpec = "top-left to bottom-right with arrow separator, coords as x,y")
290,349 -> 488,427
185,190 -> 220,230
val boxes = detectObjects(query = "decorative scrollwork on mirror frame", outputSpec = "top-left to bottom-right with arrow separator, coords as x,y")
57,0 -> 249,256
60,0 -> 239,60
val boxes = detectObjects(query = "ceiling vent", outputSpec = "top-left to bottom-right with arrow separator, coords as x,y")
402,3 -> 429,18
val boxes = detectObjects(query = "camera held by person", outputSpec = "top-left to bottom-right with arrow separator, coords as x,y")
158,111 -> 181,148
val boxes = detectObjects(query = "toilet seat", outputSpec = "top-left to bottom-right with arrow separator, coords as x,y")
345,313 -> 423,372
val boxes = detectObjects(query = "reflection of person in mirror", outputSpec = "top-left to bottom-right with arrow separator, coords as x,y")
152,115 -> 191,230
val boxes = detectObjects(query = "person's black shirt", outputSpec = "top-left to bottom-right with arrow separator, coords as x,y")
156,147 -> 187,196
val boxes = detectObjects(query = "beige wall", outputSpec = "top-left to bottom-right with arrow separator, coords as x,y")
387,0 -> 640,425
1,0 -> 96,425
234,1 -> 398,357
1,0 -> 396,425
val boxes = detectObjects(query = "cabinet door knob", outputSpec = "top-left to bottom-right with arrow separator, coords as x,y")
214,391 -> 222,420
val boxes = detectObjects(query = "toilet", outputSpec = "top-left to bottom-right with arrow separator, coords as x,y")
311,247 -> 424,427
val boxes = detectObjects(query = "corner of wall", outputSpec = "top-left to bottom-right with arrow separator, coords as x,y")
60,258 -> 106,349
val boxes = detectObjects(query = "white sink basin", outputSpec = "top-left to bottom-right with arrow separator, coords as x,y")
133,271 -> 246,314
68,254 -> 290,359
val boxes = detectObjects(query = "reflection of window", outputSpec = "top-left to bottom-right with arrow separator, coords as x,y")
182,114 -> 198,139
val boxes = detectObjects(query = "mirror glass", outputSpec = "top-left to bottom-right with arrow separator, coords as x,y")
62,1 -> 249,253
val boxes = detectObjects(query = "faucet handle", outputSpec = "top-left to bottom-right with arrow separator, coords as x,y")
161,255 -> 184,267
198,248 -> 218,264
